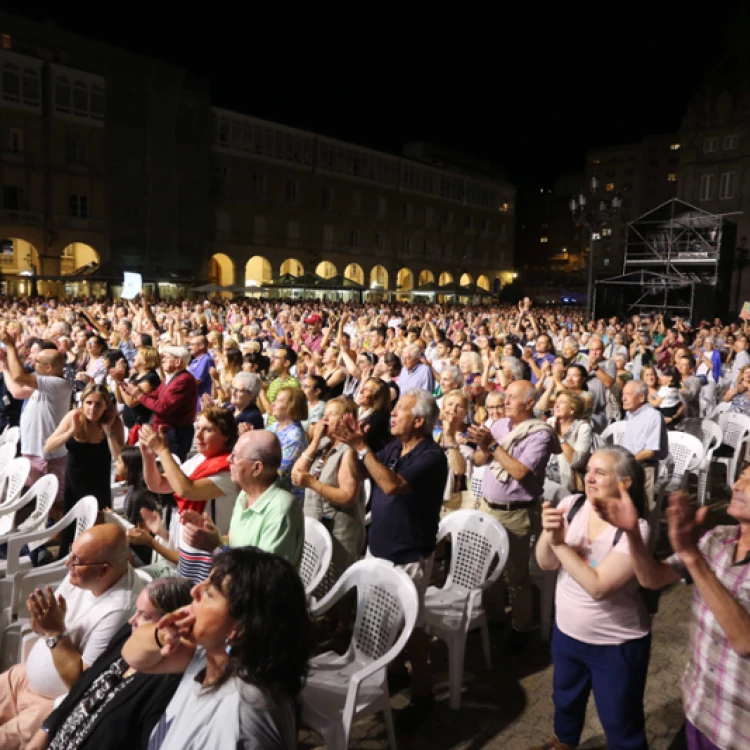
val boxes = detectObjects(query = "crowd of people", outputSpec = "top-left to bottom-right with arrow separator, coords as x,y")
0,294 -> 746,750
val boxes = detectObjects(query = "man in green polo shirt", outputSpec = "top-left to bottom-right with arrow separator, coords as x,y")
180,430 -> 304,568
259,347 -> 300,426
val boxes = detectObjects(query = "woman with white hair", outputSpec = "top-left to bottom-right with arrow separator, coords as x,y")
228,371 -> 263,430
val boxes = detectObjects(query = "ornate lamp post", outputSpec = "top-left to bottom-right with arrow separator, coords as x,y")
570,176 -> 622,319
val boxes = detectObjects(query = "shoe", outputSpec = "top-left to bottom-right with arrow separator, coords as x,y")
525,737 -> 577,750
387,669 -> 411,696
396,693 -> 434,733
502,628 -> 534,655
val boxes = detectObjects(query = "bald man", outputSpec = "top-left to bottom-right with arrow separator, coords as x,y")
179,430 -> 304,582
0,524 -> 143,749
0,330 -> 73,508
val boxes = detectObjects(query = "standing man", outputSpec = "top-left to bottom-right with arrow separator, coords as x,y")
585,335 -> 620,433
259,347 -> 300,426
117,318 -> 137,368
621,379 -> 669,511
469,380 -> 560,650
302,313 -> 325,354
187,335 -> 215,412
398,343 -> 435,393
334,388 -> 447,731
122,346 -> 197,461
522,333 -> 556,385
0,331 -> 72,507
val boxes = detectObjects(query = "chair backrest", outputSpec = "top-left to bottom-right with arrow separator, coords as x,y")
601,421 -> 627,446
667,432 -> 704,479
677,418 -> 722,455
471,464 -> 485,502
332,560 -> 418,665
437,510 -> 510,594
0,442 -> 17,478
15,476 -> 59,535
710,402 -> 731,420
0,426 -> 20,450
299,517 -> 333,597
0,458 -> 30,505
718,411 -> 750,449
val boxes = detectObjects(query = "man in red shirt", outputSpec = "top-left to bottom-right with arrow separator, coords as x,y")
302,313 -> 324,353
122,346 -> 197,460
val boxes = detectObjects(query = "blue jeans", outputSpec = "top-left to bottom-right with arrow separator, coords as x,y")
552,623 -> 651,750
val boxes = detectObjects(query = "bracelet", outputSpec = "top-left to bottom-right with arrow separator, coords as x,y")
154,627 -> 164,649
301,452 -> 315,462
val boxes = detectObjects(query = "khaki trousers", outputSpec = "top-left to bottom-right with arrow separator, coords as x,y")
0,664 -> 54,749
643,465 -> 656,513
479,500 -> 541,631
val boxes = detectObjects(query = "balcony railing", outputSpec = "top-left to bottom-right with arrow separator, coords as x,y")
0,209 -> 43,226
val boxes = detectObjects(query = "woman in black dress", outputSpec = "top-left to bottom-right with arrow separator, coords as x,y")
112,346 -> 161,440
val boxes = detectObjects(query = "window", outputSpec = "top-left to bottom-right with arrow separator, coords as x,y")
703,137 -> 719,153
605,183 -> 615,192
55,77 -> 72,113
720,172 -> 737,200
20,68 -> 39,107
7,127 -> 23,153
540,236 -> 548,243
2,63 -> 19,103
323,225 -> 334,251
218,120 -> 229,147
667,173 -> 677,182
253,215 -> 266,243
699,174 -> 714,201
403,236 -> 412,253
375,232 -> 385,251
443,210 -> 454,227
670,143 -> 681,151
602,228 -> 612,237
287,220 -> 299,248
3,185 -> 24,210
321,186 -> 333,210
253,173 -> 266,199
72,82 -> 88,117
70,137 -> 88,163
285,179 -> 299,205
70,194 -> 89,218
723,134 -> 739,151
425,206 -> 433,227
624,168 -> 634,176
377,197 -> 386,220
480,219 -> 489,234
464,215 -> 474,231
603,258 -> 610,267
350,229 -> 360,248
404,202 -> 413,223
352,191 -> 362,216
605,170 -> 616,178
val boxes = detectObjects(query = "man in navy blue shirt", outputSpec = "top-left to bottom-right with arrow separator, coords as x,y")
334,387 -> 447,732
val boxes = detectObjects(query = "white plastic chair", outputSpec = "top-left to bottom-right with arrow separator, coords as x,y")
676,418 -> 722,505
0,426 -> 20,450
470,464 -> 485,503
0,475 -> 57,545
299,516 -> 333,601
422,510 -> 510,710
600,421 -> 627,446
716,411 -> 750,487
0,443 -> 17,481
709,401 -> 730,421
300,559 -> 419,750
0,457 -> 30,518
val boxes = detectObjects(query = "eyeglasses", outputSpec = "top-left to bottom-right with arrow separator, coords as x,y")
67,556 -> 108,569
230,387 -> 250,395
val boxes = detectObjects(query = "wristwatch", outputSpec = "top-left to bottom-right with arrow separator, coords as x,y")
357,447 -> 372,462
487,442 -> 499,453
45,631 -> 69,649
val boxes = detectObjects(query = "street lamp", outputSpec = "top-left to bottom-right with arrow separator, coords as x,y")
570,176 -> 622,319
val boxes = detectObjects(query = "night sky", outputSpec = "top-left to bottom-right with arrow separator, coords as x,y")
1,2 -> 742,189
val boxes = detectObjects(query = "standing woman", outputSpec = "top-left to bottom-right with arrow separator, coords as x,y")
113,346 -> 161,443
545,390 -> 592,494
437,390 -> 474,507
267,387 -> 309,501
319,345 -> 346,399
301,374 -> 327,436
532,446 -> 651,750
355,376 -> 392,452
210,348 -> 242,407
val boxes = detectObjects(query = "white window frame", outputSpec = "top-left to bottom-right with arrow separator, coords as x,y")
703,137 -> 719,153
719,172 -> 737,200
699,174 -> 714,201
723,134 -> 739,151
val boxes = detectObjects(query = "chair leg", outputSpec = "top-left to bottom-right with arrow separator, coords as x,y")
383,704 -> 398,750
448,635 -> 466,710
479,616 -> 492,669
320,721 -> 348,750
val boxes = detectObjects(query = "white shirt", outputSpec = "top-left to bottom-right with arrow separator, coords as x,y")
20,375 -> 73,459
26,566 -> 143,698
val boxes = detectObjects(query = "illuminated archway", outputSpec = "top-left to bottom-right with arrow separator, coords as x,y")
370,265 -> 389,290
280,258 -> 304,277
315,261 -> 337,279
397,267 -> 414,292
438,272 -> 454,286
477,274 -> 490,291
0,238 -> 41,295
61,242 -> 99,275
344,263 -> 364,285
418,270 -> 434,286
460,273 -> 473,286
245,255 -> 272,287
208,253 -> 235,287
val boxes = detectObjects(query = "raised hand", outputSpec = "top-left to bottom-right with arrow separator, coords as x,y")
180,511 -> 220,552
541,501 -> 566,546
139,424 -> 169,456
27,586 -> 67,635
594,480 -> 640,532
127,527 -> 153,548
666,491 -> 707,563
156,606 -> 196,655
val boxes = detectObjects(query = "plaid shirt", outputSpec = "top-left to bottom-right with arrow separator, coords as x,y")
667,526 -> 750,750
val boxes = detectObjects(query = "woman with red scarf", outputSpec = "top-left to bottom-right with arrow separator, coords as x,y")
136,407 -> 239,580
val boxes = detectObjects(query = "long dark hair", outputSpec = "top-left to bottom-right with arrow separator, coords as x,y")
210,547 -> 312,697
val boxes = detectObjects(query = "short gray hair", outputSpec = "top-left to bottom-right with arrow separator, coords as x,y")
440,365 -> 463,387
233,371 -> 262,399
405,343 -> 423,359
501,356 -> 525,381
402,387 -> 439,436
591,446 -> 647,518
563,336 -> 579,351
628,379 -> 649,399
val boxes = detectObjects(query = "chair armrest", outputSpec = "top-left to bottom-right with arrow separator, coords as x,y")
0,491 -> 36,521
6,513 -> 76,575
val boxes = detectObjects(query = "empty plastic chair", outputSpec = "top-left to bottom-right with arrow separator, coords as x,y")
299,516 -> 333,601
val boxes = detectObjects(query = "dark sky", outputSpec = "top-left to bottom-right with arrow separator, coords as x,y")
2,2 -> 741,187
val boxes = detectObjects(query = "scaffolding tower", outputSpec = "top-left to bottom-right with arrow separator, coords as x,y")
594,198 -> 736,322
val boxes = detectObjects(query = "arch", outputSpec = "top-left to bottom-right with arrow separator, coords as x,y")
209,253 -> 235,286
315,261 -> 337,279
280,258 -> 304,277
438,272 -> 454,286
60,242 -> 99,275
370,265 -> 389,290
0,237 -> 38,274
477,274 -> 490,291
397,267 -> 414,292
460,273 -> 473,286
418,269 -> 435,287
245,255 -> 272,287
344,263 -> 364,285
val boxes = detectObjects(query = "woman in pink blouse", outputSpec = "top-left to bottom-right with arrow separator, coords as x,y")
530,446 -> 651,750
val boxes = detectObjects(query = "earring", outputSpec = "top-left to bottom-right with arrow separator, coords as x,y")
224,638 -> 233,656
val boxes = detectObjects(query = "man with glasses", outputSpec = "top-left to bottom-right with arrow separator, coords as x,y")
258,347 -> 299,426
0,524 -> 142,749
484,390 -> 505,427
0,331 -> 72,508
179,430 -> 304,582
122,346 -> 197,462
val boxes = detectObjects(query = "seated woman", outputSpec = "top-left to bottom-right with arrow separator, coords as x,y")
267,387 -> 308,501
545,390 -> 593,494
25,579 -> 193,750
293,397 -> 366,581
355,376 -> 392,452
227,371 -> 264,429
121,547 -> 311,750
723,363 -> 750,416
533,446 -> 652,750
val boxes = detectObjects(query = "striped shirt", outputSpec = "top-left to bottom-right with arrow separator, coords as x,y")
667,525 -> 750,750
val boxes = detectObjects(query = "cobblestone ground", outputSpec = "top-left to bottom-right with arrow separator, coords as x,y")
300,496 -> 734,750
